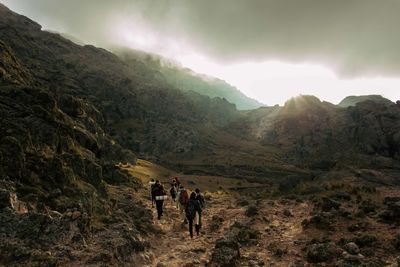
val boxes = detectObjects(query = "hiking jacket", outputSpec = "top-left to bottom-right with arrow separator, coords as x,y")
153,185 -> 166,197
186,199 -> 202,219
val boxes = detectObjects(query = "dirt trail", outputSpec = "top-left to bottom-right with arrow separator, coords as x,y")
126,161 -> 312,266
142,192 -> 237,266
140,189 -> 311,266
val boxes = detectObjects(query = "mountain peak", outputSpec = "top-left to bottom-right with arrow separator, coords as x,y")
338,95 -> 393,107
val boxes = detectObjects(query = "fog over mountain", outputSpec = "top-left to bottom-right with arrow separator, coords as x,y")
2,0 -> 400,105
2,0 -> 400,76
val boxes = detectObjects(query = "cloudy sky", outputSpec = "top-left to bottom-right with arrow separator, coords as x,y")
2,0 -> 400,105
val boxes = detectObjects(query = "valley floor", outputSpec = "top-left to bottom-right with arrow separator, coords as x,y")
125,160 -> 400,267
127,160 -> 313,266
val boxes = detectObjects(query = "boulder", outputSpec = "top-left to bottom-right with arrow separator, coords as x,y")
208,237 -> 240,267
344,242 -> 360,255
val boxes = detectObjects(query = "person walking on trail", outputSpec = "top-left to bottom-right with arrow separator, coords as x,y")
149,178 -> 156,207
174,176 -> 181,189
186,192 -> 202,238
177,185 -> 189,223
153,180 -> 167,220
195,188 -> 205,208
194,188 -> 205,231
169,182 -> 177,203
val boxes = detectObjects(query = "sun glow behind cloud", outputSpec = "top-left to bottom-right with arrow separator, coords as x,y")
114,26 -> 400,106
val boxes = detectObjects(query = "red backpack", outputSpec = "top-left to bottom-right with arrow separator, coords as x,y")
179,190 -> 189,205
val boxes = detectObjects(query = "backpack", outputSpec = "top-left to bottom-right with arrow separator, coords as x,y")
179,189 -> 189,205
185,201 -> 196,220
155,185 -> 166,197
196,194 -> 205,208
169,186 -> 176,197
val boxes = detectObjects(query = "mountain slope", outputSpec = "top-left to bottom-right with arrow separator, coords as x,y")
233,95 -> 400,170
115,48 -> 264,110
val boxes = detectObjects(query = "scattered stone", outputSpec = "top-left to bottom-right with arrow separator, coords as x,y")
341,251 -> 365,265
245,205 -> 258,217
344,242 -> 360,255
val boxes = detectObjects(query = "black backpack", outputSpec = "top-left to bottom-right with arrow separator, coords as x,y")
186,200 -> 197,220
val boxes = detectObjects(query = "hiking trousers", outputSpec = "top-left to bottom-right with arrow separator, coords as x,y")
188,218 -> 194,238
155,200 -> 164,219
188,217 -> 200,238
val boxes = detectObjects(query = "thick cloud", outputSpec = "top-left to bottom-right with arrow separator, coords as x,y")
2,0 -> 400,77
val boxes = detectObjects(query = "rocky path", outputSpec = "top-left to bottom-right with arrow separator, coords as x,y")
142,192 -> 237,266
139,188 -> 312,267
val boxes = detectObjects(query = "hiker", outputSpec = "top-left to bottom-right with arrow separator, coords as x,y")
169,182 -> 177,202
153,180 -> 167,220
177,185 -> 189,222
194,188 -> 205,230
149,178 -> 156,207
186,192 -> 202,238
174,176 -> 181,188
195,188 -> 205,208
